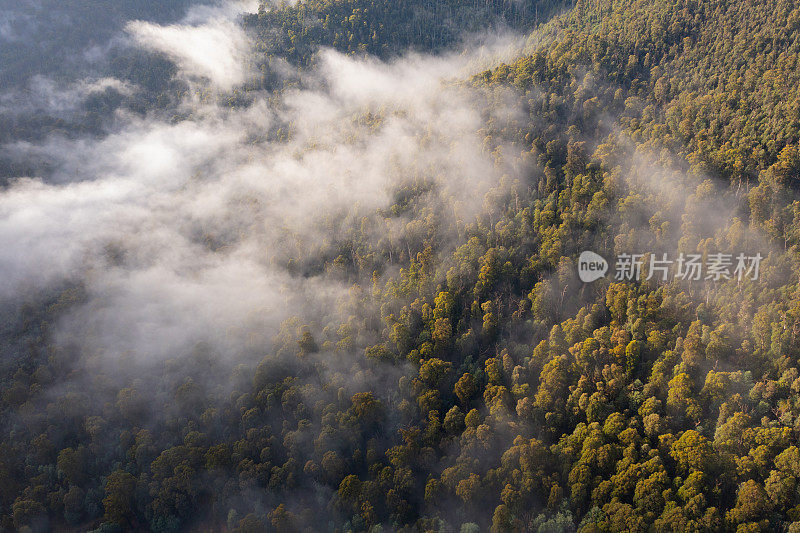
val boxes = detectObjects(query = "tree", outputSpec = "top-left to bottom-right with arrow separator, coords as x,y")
56,446 -> 90,486
671,431 -> 714,474
455,373 -> 478,406
102,470 -> 137,525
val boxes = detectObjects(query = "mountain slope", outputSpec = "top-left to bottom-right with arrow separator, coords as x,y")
3,0 -> 800,532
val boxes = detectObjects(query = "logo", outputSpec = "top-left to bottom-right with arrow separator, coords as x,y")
578,251 -> 608,282
577,251 -> 762,283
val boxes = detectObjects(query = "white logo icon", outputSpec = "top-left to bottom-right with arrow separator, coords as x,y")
578,251 -> 608,282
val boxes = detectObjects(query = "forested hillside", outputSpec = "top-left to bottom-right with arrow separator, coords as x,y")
243,0 -> 560,68
3,0 -> 800,532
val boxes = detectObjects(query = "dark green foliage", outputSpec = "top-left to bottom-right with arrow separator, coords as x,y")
4,0 -> 800,531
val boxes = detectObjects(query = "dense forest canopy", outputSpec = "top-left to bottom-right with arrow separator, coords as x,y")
3,0 -> 800,532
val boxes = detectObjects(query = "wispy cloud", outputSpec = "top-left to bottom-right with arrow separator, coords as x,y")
126,18 -> 253,90
1,18 -> 525,367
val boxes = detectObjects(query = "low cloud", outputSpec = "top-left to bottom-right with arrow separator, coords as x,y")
0,76 -> 135,116
126,17 -> 252,90
1,18 -> 526,369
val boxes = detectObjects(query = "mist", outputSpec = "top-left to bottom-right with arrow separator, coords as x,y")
0,0 -> 533,430
6,0 -> 794,531
0,2 -> 539,528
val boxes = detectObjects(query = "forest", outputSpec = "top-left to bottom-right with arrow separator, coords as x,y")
2,0 -> 800,531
